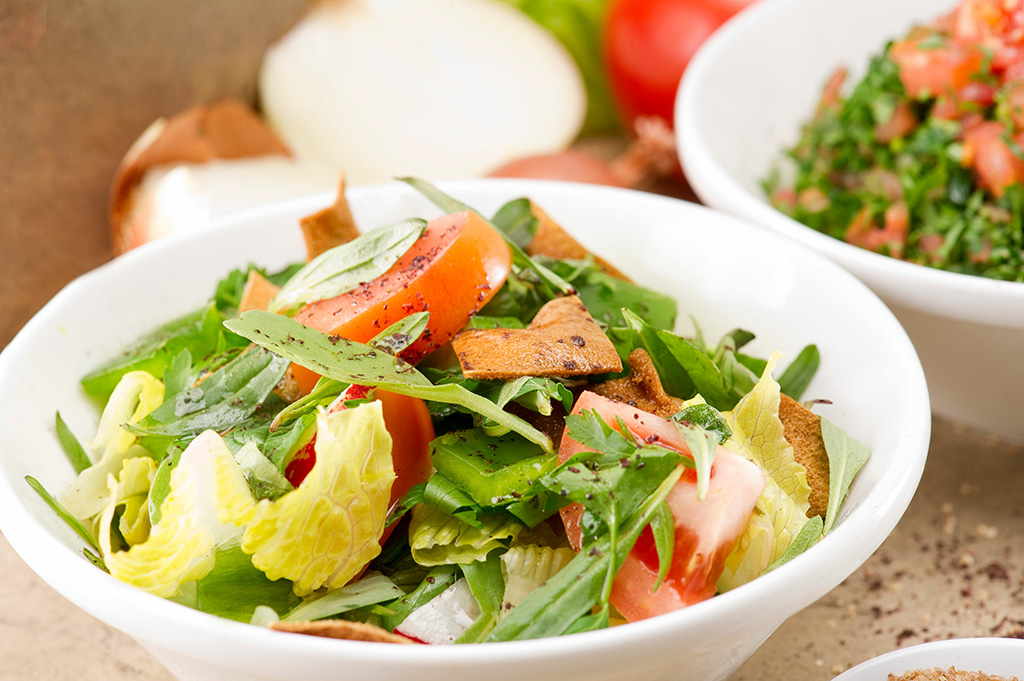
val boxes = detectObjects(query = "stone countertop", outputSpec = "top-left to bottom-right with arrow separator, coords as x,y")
2,418 -> 1021,680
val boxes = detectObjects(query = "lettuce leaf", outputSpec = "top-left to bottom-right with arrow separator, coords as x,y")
718,354 -> 812,589
99,430 -> 252,598
238,402 -> 396,596
60,371 -> 165,520
408,504 -> 522,566
499,544 -> 575,614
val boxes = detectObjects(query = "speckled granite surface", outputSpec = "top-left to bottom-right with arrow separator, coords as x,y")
2,418 -> 1021,680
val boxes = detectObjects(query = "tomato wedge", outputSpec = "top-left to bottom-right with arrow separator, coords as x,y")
290,210 -> 513,393
558,391 -> 765,622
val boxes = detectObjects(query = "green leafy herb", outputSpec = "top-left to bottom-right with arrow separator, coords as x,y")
25,476 -> 102,555
55,412 -> 92,474
225,311 -> 553,452
127,347 -> 290,441
491,198 -> 539,249
455,552 -> 506,643
648,500 -> 675,592
369,311 -> 430,357
671,403 -> 732,444
777,345 -> 820,400
820,417 -> 871,534
269,219 -> 426,313
380,565 -> 459,632
282,571 -> 404,622
485,466 -> 683,641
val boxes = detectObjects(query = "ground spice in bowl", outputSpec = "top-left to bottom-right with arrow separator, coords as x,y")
890,668 -> 1020,681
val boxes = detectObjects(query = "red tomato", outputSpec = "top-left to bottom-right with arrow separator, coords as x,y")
962,120 -> 1024,196
604,0 -> 754,127
290,210 -> 512,394
558,391 -> 765,621
890,35 -> 983,100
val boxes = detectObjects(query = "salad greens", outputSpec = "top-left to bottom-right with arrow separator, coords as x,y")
35,182 -> 869,645
766,37 -> 1024,281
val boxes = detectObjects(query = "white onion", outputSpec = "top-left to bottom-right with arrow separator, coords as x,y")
259,0 -> 587,185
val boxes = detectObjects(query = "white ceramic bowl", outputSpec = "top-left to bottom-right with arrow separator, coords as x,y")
678,0 -> 1024,444
834,638 -> 1024,680
0,180 -> 929,681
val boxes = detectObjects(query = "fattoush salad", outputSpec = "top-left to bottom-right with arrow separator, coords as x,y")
33,179 -> 869,644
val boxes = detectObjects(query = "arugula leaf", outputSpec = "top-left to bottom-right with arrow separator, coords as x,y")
485,466 -> 683,641
231,442 -> 293,501
282,571 -> 404,622
380,565 -> 459,632
455,552 -> 506,643
369,311 -> 430,357
386,483 -> 426,528
225,311 -> 553,452
398,177 -> 575,297
671,422 -> 718,501
269,219 -> 426,313
127,347 -> 290,441
820,417 -> 871,534
778,345 -> 820,400
55,412 -> 92,474
648,500 -> 675,592
762,515 -> 824,574
491,198 -> 539,249
550,410 -> 683,544
672,403 -> 732,444
423,474 -> 487,528
193,542 -> 302,622
25,476 -> 103,556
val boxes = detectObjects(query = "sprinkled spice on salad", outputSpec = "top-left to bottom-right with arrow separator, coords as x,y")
32,179 -> 869,644
765,0 -> 1024,281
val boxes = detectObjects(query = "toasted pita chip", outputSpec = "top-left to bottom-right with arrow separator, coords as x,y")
526,202 -> 630,281
111,99 -> 291,254
270,619 -> 416,644
238,270 -> 281,314
299,175 -> 360,261
451,295 -> 622,380
778,393 -> 830,519
591,348 -> 682,418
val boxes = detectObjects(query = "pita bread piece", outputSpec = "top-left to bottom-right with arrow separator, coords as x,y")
270,619 -> 416,644
778,393 -> 830,519
299,174 -> 361,261
526,202 -> 631,282
451,295 -> 622,381
591,348 -> 682,418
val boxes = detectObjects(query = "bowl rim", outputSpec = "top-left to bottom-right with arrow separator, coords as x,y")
834,637 -> 1024,679
0,179 -> 930,669
676,0 -> 1024,329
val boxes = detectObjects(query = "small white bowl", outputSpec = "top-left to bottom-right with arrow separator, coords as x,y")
678,0 -> 1024,444
0,180 -> 929,681
834,638 -> 1024,680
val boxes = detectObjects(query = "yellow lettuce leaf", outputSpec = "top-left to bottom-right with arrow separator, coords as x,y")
239,402 -> 395,596
409,504 -> 522,566
99,430 -> 253,598
60,371 -> 164,520
718,353 -> 811,589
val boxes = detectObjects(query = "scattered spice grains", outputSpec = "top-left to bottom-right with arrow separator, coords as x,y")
889,668 -> 1020,681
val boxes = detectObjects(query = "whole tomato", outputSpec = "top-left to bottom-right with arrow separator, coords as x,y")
604,0 -> 755,127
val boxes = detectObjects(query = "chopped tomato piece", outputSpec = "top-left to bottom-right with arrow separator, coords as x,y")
874,101 -> 918,142
962,120 -> 1024,196
290,211 -> 512,393
890,35 -> 983,99
558,391 -> 765,621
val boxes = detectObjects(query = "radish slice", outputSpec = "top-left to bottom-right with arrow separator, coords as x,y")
259,0 -> 586,184
394,578 -> 481,645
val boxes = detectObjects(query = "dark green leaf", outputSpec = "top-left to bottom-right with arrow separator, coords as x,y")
55,412 -> 91,474
671,403 -> 731,444
226,311 -> 553,452
270,219 -> 426,313
380,565 -> 459,632
128,347 -> 290,439
491,198 -> 539,249
777,345 -> 820,400
648,500 -> 675,592
25,476 -> 102,555
194,542 -> 302,622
